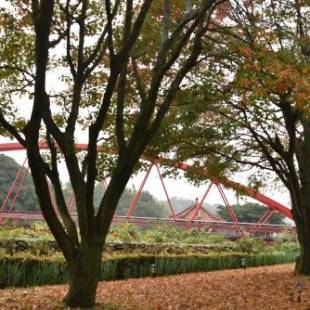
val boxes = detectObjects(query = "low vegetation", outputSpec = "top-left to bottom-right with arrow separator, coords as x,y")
0,222 -> 299,288
0,222 -> 298,253
0,251 -> 298,288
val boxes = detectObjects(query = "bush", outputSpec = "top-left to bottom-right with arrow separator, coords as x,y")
0,250 -> 298,288
0,256 -> 67,288
235,237 -> 264,254
107,222 -> 142,242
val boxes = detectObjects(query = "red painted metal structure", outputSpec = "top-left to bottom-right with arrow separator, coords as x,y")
0,157 -> 27,213
126,160 -> 176,220
174,198 -> 223,221
0,142 -> 294,235
0,211 -> 293,234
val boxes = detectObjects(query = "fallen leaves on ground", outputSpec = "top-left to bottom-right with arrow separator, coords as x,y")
0,264 -> 310,309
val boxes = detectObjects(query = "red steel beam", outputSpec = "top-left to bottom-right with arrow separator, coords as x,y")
190,198 -> 201,221
126,162 -> 154,218
154,162 -> 176,220
0,157 -> 27,212
7,166 -> 28,212
216,183 -> 239,224
251,209 -> 276,235
172,162 -> 293,220
257,209 -> 275,225
190,182 -> 213,221
199,182 -> 213,206
0,142 -> 293,220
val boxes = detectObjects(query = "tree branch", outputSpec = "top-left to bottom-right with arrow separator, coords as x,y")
46,131 -> 79,247
0,112 -> 26,146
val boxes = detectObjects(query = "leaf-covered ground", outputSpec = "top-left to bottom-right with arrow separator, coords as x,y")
0,264 -> 309,309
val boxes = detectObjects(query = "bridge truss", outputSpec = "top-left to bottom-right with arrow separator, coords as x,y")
0,142 -> 294,236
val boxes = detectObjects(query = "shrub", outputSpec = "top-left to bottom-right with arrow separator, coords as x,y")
0,250 -> 297,288
235,237 -> 264,254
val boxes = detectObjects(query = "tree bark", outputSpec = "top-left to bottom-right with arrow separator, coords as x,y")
293,185 -> 310,275
64,245 -> 102,308
295,223 -> 310,275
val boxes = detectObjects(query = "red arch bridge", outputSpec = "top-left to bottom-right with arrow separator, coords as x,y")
0,142 -> 295,236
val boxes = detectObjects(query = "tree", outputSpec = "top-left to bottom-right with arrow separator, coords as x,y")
217,202 -> 285,225
0,155 -> 39,212
160,0 -> 310,274
0,0 -> 223,307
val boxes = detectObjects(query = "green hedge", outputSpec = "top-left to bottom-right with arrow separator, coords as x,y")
0,251 -> 297,288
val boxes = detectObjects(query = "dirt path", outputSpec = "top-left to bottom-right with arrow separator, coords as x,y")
0,264 -> 309,309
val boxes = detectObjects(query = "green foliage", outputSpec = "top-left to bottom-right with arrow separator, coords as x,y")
1,222 -> 297,254
216,203 -> 286,225
235,238 -> 265,254
92,184 -> 170,218
0,255 -> 66,288
0,223 -> 52,241
116,189 -> 169,218
275,228 -> 298,243
106,222 -> 233,246
144,224 -> 228,245
272,240 -> 300,254
108,222 -> 142,243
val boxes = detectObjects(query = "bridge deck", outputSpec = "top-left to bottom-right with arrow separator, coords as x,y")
0,211 -> 294,234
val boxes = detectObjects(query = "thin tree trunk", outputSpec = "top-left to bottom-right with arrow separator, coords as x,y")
64,245 -> 102,308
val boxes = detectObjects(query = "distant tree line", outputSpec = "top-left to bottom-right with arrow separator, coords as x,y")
217,203 -> 285,225
94,185 -> 169,218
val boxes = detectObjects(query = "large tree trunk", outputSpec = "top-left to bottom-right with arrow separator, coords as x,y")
64,245 -> 102,308
292,185 -> 310,275
293,123 -> 310,274
295,220 -> 310,275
